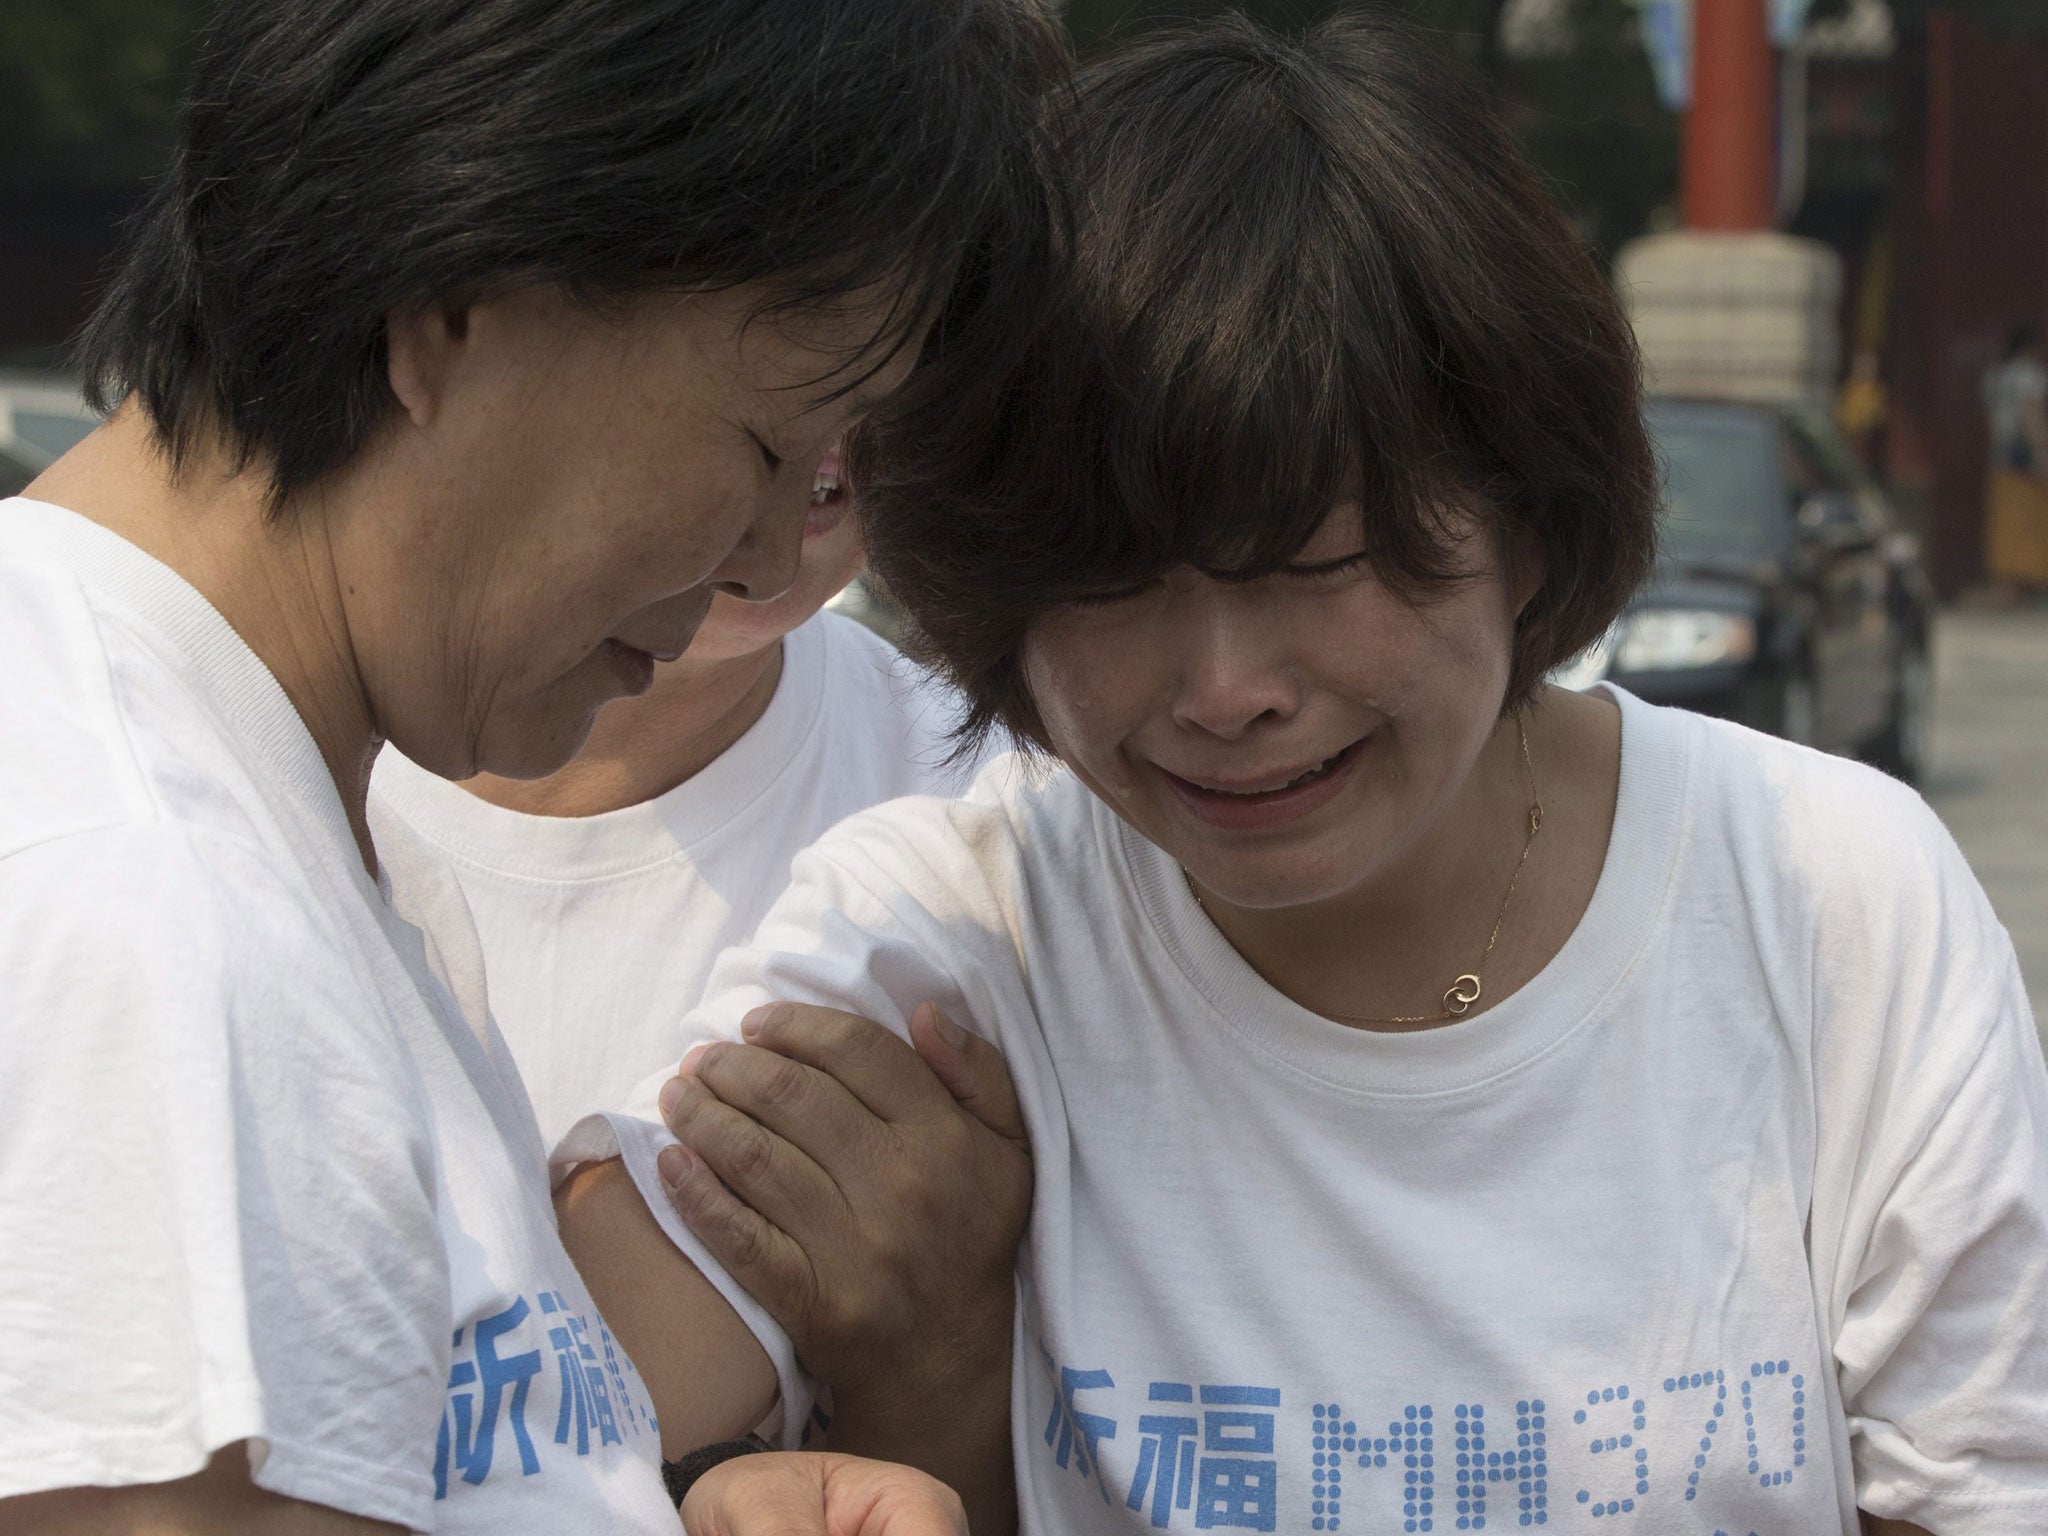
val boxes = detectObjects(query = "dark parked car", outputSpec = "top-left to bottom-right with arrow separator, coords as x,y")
1554,396 -> 1935,784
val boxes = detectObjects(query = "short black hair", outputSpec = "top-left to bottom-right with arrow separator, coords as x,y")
79,0 -> 1070,506
851,11 -> 1657,751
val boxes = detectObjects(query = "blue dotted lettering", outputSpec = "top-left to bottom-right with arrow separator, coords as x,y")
1663,1367 -> 1726,1502
1340,1403 -> 1433,1532
1572,1382 -> 1645,1517
1741,1361 -> 1806,1489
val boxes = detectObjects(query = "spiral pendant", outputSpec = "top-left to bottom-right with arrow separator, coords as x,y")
1443,974 -> 1483,1017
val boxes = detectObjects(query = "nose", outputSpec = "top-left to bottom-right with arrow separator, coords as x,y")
707,474 -> 810,605
1169,587 -> 1302,741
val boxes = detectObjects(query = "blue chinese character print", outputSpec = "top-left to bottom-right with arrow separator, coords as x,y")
1039,1345 -> 1117,1502
1741,1358 -> 1805,1490
541,1290 -> 621,1455
1196,1458 -> 1278,1531
1128,1383 -> 1199,1529
1453,1400 -> 1548,1529
1192,1386 -> 1279,1531
595,1313 -> 657,1439
433,1300 -> 543,1498
1572,1383 -> 1647,1518
1662,1367 -> 1727,1503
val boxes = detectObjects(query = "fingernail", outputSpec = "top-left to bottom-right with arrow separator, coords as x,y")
681,1042 -> 711,1073
933,1009 -> 968,1051
657,1143 -> 695,1191
741,1004 -> 786,1039
658,1076 -> 686,1120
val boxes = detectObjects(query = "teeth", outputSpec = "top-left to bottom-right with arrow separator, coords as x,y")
1201,753 -> 1338,797
811,468 -> 842,506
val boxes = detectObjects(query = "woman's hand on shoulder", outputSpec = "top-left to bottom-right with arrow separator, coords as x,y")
655,999 -> 1029,1535
681,1452 -> 966,1536
653,999 -> 1030,1396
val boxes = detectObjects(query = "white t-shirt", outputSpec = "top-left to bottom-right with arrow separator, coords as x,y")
591,687 -> 2048,1533
0,498 -> 776,1532
368,611 -> 975,1148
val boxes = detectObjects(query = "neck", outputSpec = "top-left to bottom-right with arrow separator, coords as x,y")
28,408 -> 383,872
460,637 -> 784,817
1191,690 -> 1617,1032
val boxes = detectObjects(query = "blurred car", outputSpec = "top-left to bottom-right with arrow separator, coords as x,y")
0,372 -> 99,497
1554,396 -> 1935,784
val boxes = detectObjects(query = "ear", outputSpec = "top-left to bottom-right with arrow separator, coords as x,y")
384,300 -> 473,429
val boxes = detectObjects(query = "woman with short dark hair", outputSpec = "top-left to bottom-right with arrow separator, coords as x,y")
572,16 -> 2048,1535
0,0 -> 1065,1531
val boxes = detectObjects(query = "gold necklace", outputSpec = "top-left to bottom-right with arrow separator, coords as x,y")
1185,714 -> 1544,1026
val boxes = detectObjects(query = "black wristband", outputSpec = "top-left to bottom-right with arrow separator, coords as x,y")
662,1433 -> 773,1509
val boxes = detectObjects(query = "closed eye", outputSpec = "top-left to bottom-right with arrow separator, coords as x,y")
1284,550 -> 1373,579
1067,577 -> 1161,609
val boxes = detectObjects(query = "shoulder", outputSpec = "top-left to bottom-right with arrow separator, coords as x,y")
0,819 -> 411,1088
1652,700 -> 2014,1041
0,551 -> 158,852
788,752 -> 1093,927
809,607 -> 917,692
689,758 -> 1096,1057
1680,704 -> 1969,913
809,611 -> 981,795
0,543 -> 289,861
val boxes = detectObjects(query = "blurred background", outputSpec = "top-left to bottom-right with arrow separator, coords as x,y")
3,0 -> 2043,1033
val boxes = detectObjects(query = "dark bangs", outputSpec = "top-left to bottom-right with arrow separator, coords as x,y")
998,36 -> 1476,598
852,10 -> 1657,753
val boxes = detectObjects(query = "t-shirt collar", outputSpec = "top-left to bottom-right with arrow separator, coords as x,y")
2,496 -> 363,881
369,614 -> 831,877
1117,685 -> 1693,1098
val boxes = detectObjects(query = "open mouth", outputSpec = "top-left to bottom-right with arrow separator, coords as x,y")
1159,736 -> 1370,829
1173,739 -> 1364,799
805,451 -> 849,537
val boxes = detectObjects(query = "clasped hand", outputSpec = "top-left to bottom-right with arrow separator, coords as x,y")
653,1000 -> 1031,1417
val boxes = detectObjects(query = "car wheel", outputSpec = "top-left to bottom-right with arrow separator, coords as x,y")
1868,638 -> 1932,786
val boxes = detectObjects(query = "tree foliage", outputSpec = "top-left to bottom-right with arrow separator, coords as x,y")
0,0 -> 206,180
1062,0 -> 1675,259
0,0 -> 1675,251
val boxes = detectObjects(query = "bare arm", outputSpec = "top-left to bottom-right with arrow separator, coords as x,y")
0,1444 -> 405,1536
554,1156 -> 780,1460
1862,1519 -> 1935,1536
654,1002 -> 1029,1536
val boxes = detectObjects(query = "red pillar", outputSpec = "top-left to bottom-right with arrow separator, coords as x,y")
1684,0 -> 1776,230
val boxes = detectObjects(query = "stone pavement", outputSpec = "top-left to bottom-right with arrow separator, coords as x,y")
1922,606 -> 2048,1051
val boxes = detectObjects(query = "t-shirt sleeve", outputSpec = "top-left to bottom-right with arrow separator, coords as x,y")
0,823 -> 450,1528
1812,791 -> 2048,1532
553,798 -> 1022,1448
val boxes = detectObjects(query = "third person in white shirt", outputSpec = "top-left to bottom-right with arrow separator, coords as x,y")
369,446 -> 980,1148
